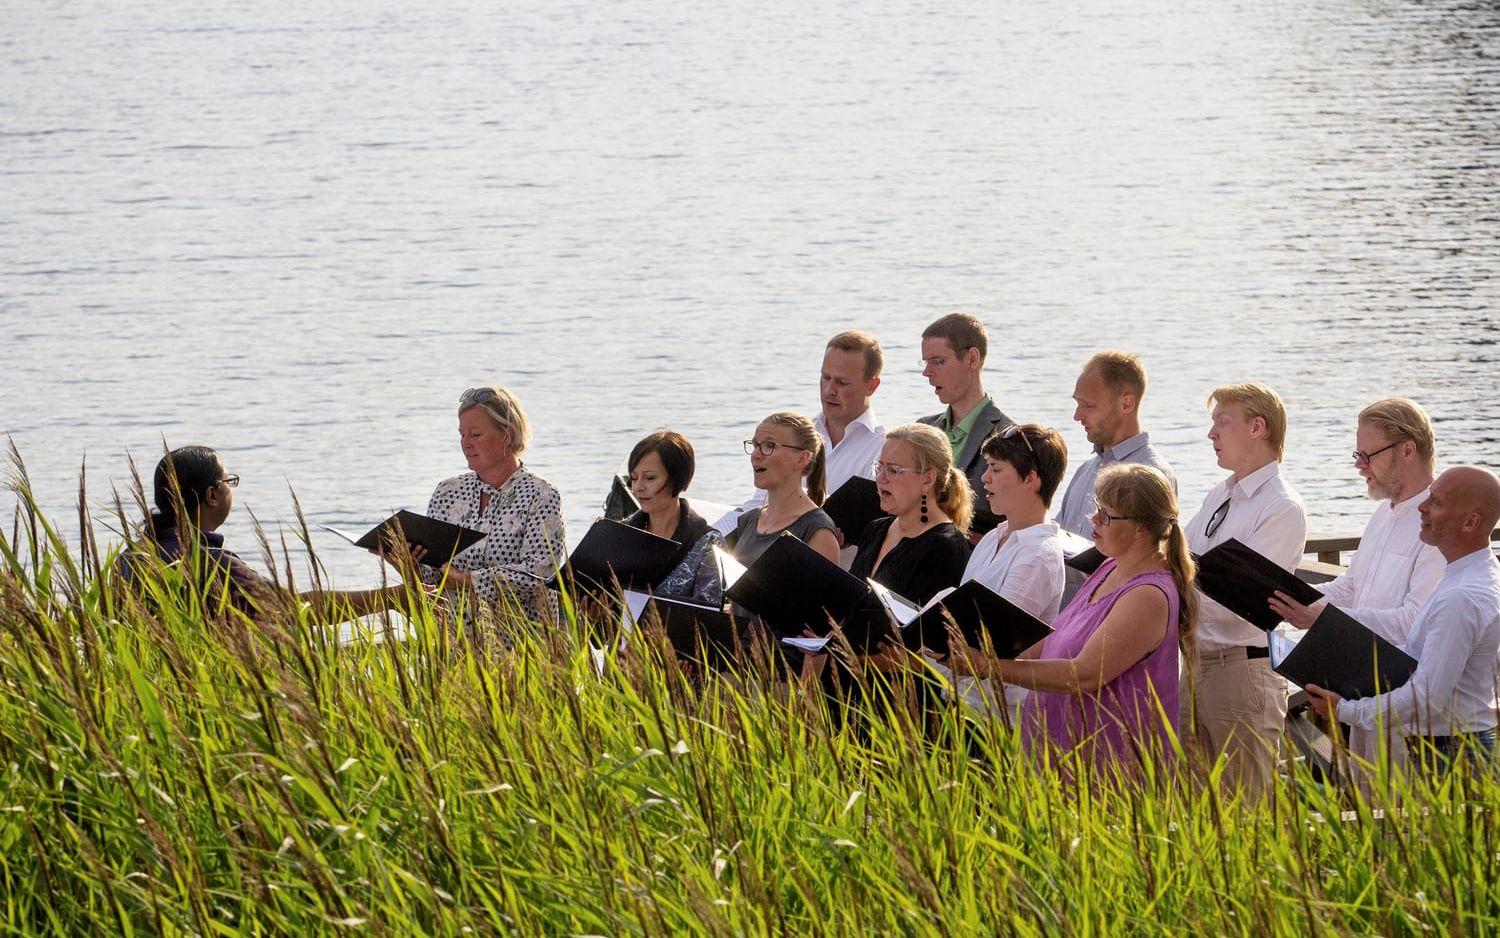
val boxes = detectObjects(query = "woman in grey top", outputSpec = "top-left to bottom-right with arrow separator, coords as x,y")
420,386 -> 567,623
728,412 -> 841,565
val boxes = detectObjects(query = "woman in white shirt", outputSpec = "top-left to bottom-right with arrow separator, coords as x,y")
934,423 -> 1070,716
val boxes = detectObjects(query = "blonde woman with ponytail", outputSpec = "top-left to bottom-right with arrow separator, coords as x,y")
848,424 -> 973,603
728,412 -> 841,567
947,463 -> 1195,774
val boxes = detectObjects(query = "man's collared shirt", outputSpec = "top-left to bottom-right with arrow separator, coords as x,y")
1185,461 -> 1308,651
815,407 -> 887,498
1055,432 -> 1177,537
1316,486 -> 1445,646
939,395 -> 993,460
1338,547 -> 1500,736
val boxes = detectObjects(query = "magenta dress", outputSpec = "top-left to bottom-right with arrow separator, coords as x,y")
1020,558 -> 1182,774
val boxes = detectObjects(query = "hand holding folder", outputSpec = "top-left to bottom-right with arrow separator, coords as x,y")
1269,604 -> 1417,701
321,510 -> 486,563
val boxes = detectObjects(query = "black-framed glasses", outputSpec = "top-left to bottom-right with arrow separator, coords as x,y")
744,440 -> 808,457
1204,496 -> 1231,538
1090,506 -> 1131,527
1000,422 -> 1036,455
219,474 -> 240,488
1352,440 -> 1400,466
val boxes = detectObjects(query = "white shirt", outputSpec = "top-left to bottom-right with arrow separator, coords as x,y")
1316,486 -> 1445,646
934,520 -> 1067,714
739,406 -> 886,511
1185,461 -> 1308,652
1338,548 -> 1500,736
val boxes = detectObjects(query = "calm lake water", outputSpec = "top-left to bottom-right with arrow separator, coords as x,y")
3,0 -> 1498,587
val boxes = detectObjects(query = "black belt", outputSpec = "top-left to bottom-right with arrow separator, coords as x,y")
1245,646 -> 1269,660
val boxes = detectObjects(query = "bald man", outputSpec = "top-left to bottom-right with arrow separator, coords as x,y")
1306,466 -> 1500,773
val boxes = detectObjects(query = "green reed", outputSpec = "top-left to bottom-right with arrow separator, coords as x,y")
0,465 -> 1497,935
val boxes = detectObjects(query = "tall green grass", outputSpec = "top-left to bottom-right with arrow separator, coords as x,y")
1,467 -> 1497,935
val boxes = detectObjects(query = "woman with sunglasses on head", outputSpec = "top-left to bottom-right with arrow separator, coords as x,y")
726,412 -> 841,567
123,445 -> 423,621
930,423 -> 1069,717
419,386 -> 567,624
946,464 -> 1196,776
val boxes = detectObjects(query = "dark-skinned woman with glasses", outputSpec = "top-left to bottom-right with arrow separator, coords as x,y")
417,386 -> 567,626
122,445 -> 425,622
726,412 -> 840,567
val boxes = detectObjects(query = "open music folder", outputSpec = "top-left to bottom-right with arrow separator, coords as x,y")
886,579 -> 1054,658
320,510 -> 486,562
720,533 -> 878,641
620,589 -> 741,668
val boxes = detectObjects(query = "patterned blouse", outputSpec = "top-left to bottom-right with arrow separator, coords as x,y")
423,466 -> 566,621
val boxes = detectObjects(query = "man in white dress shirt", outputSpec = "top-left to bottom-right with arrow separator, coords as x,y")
1268,398 -> 1445,774
734,332 -> 887,541
1305,466 -> 1500,774
1183,382 -> 1308,796
1056,350 -> 1177,537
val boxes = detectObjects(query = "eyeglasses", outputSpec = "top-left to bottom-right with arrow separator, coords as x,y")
1204,496 -> 1231,538
460,387 -> 498,406
744,440 -> 808,457
871,460 -> 917,478
219,474 -> 240,488
1090,507 -> 1132,527
1352,440 -> 1400,466
1000,422 -> 1036,455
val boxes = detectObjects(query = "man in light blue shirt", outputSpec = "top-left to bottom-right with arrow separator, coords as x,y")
1055,350 -> 1177,537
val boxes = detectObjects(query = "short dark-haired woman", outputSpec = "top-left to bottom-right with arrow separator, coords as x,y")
624,429 -> 724,606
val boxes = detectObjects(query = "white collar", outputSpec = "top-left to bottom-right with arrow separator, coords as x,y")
816,406 -> 882,438
1225,460 -> 1281,498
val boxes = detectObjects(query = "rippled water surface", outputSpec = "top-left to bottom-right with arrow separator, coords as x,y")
3,0 -> 1497,585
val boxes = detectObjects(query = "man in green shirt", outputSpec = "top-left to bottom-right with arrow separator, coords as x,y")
917,311 -> 1011,537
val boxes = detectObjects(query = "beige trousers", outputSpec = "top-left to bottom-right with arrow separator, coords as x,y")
1183,647 -> 1287,796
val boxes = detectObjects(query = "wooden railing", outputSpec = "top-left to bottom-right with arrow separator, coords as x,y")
1305,527 -> 1500,565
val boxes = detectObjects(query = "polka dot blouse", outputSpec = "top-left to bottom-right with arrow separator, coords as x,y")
423,466 -> 567,621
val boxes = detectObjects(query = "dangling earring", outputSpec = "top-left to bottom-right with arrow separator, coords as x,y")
919,492 -> 929,524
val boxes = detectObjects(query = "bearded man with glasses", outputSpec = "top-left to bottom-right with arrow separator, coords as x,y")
1267,398 -> 1445,780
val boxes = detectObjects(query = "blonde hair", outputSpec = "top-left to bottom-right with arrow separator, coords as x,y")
885,423 -> 974,535
1358,397 -> 1435,467
1208,382 -> 1288,461
1095,464 -> 1197,655
761,412 -> 828,504
1084,349 -> 1147,401
458,386 -> 532,455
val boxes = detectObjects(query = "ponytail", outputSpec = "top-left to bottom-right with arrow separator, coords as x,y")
806,445 -> 827,506
937,466 -> 974,535
1163,518 -> 1199,655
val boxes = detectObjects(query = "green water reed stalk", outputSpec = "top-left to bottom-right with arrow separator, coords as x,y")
1,458 -> 1497,935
